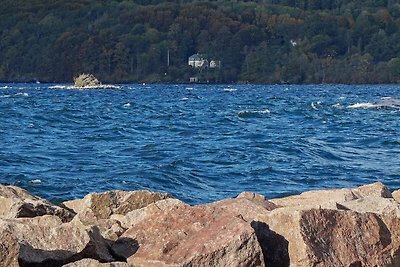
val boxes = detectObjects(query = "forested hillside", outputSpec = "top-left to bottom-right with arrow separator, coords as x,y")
1,0 -> 400,83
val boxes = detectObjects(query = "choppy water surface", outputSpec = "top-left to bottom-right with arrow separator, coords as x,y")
0,83 -> 399,204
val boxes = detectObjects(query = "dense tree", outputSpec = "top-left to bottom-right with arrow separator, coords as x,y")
0,0 -> 400,83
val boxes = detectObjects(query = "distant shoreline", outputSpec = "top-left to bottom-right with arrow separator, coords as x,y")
0,80 -> 399,86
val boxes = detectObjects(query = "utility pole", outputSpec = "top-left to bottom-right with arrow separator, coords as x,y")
167,49 -> 170,67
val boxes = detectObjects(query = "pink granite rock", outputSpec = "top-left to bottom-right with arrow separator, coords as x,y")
114,204 -> 265,267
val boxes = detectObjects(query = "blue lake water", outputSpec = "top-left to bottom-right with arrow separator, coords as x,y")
0,83 -> 399,204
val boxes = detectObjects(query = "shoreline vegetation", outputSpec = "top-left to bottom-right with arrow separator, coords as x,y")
1,1 -> 400,84
1,182 -> 400,266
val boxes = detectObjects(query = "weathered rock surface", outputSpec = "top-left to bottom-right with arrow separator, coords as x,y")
300,209 -> 400,266
62,190 -> 171,222
270,182 -> 392,209
337,196 -> 400,217
111,198 -> 188,229
0,219 -> 114,266
69,215 -> 126,242
202,197 -> 273,224
392,189 -> 400,203
236,191 -> 279,210
62,258 -> 129,267
0,185 -> 75,222
15,214 -> 63,227
115,204 -> 265,267
0,228 -> 19,267
63,190 -> 172,241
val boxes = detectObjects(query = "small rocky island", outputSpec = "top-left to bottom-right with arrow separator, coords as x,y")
1,182 -> 400,266
73,74 -> 120,89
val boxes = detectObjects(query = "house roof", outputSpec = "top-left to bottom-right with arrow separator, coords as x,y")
189,53 -> 204,60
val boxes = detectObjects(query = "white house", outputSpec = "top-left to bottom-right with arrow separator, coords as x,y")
188,54 -> 208,68
209,60 -> 221,69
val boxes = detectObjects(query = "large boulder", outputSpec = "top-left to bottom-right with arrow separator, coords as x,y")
0,185 -> 75,222
0,228 -> 19,267
63,190 -> 171,241
300,209 -> 400,266
0,219 -> 114,266
113,204 -> 265,267
257,206 -> 400,267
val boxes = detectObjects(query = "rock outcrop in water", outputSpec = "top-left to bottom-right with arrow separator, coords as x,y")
72,74 -> 120,89
1,182 -> 400,266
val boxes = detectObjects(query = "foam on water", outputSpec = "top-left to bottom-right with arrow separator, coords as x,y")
348,102 -> 375,109
237,108 -> 270,118
49,84 -> 121,90
223,88 -> 238,92
15,92 -> 29,97
49,85 -> 75,89
311,101 -> 322,110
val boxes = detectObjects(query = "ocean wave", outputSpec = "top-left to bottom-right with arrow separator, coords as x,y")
311,101 -> 322,110
0,92 -> 28,98
49,85 -> 75,89
49,84 -> 121,89
15,92 -> 29,97
348,97 -> 400,109
238,109 -> 270,118
348,102 -> 375,109
223,88 -> 238,92
332,103 -> 344,109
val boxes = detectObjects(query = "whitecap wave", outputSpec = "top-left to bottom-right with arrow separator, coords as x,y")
349,97 -> 400,109
0,86 -> 10,89
49,84 -> 121,89
15,92 -> 29,97
332,103 -> 344,109
123,103 -> 131,107
181,97 -> 189,101
348,102 -> 375,109
223,88 -> 238,92
238,109 -> 270,118
311,101 -> 322,110
49,85 -> 75,89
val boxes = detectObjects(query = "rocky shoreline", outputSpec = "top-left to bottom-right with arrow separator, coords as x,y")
1,182 -> 400,267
